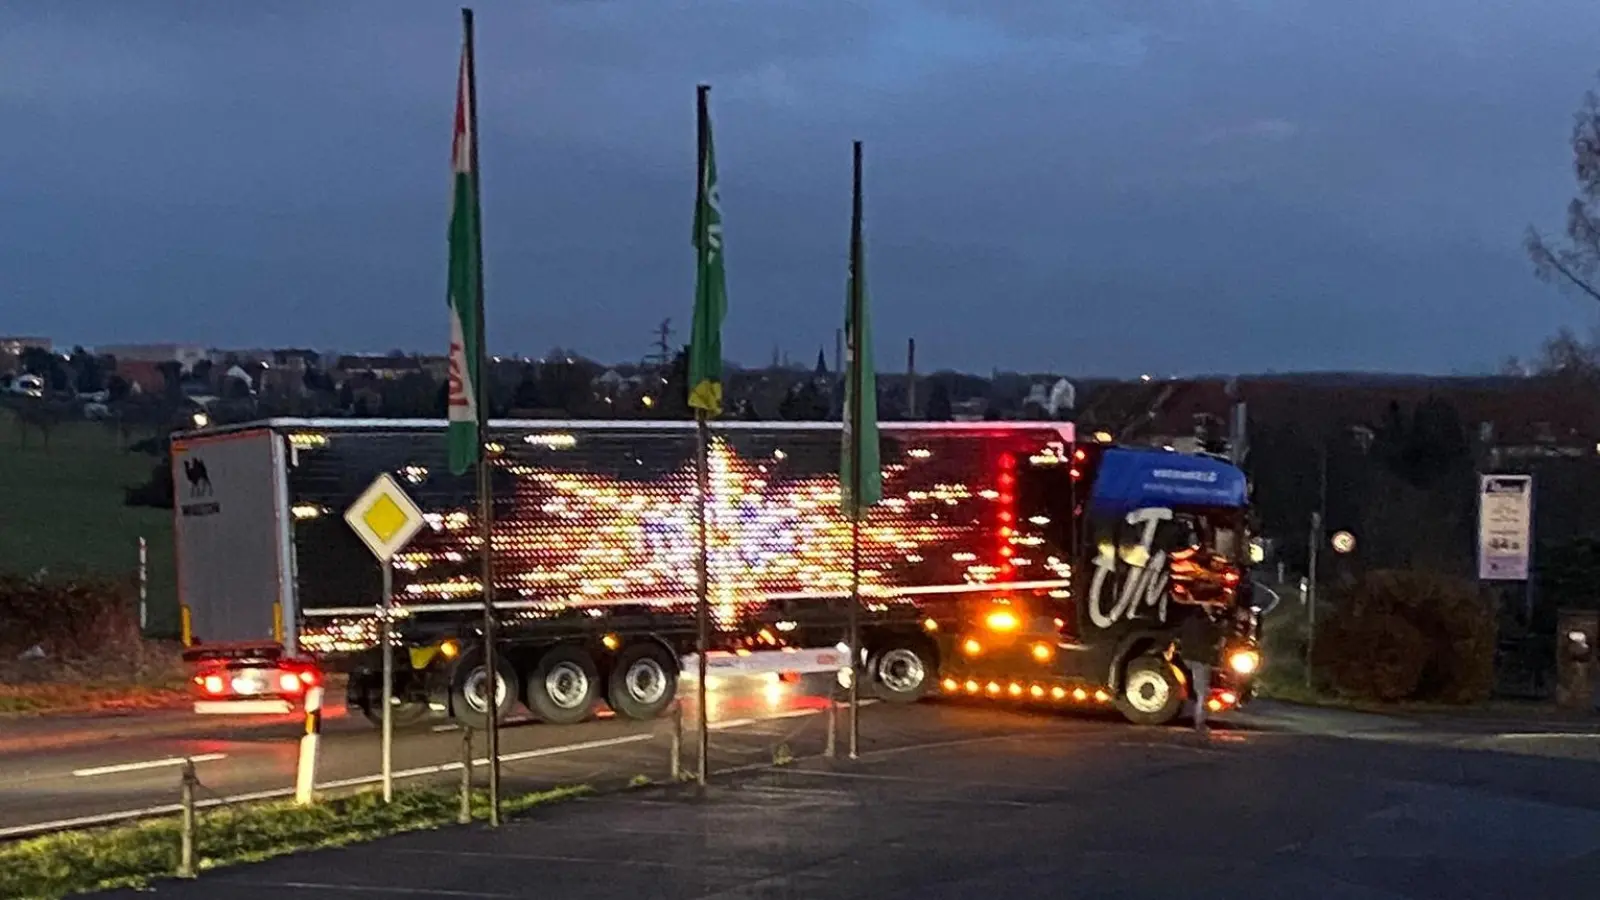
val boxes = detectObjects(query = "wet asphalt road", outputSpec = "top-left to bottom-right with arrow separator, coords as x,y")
86,699 -> 1600,900
0,675 -> 838,835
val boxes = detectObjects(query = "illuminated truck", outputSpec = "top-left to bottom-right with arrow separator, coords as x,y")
172,418 -> 1260,727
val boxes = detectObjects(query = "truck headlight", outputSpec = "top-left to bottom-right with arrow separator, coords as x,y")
1228,648 -> 1261,676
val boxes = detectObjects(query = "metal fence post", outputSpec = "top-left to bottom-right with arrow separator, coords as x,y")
669,700 -> 684,782
138,536 -> 149,633
177,758 -> 197,879
824,695 -> 837,759
458,726 -> 473,825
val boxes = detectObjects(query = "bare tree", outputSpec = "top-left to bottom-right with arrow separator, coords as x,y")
1527,76 -> 1600,303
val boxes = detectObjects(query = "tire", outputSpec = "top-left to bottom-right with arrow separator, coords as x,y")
869,636 -> 935,703
352,673 -> 433,729
524,645 -> 601,725
1116,655 -> 1185,726
449,648 -> 519,729
605,642 -> 679,721
358,696 -> 433,730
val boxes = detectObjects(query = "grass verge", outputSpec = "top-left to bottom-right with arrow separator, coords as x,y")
0,417 -> 177,636
0,783 -> 592,900
0,681 -> 190,716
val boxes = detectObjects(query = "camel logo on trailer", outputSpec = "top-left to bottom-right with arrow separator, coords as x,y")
184,457 -> 213,497
180,454 -> 221,517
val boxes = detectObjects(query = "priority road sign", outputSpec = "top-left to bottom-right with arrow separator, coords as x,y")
344,473 -> 426,562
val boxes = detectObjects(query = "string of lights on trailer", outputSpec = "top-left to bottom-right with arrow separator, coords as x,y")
185,416 -> 1261,717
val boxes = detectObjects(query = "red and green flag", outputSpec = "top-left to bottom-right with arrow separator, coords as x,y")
446,38 -> 485,476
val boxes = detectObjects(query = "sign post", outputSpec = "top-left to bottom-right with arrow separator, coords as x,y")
344,473 -> 427,803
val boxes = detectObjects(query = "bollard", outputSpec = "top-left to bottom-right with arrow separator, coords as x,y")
458,726 -> 474,825
295,686 -> 325,806
669,700 -> 684,782
177,758 -> 197,879
824,695 -> 837,759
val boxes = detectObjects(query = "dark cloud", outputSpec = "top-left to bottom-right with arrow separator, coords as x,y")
2,0 -> 1597,374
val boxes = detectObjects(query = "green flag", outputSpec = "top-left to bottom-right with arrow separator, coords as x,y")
687,87 -> 727,417
445,40 -> 484,476
841,142 -> 881,517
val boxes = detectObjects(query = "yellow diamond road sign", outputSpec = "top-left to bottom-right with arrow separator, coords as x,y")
344,473 -> 425,562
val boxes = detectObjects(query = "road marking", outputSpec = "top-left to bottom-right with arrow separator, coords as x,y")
0,733 -> 652,840
709,717 -> 758,730
72,754 -> 228,778
236,882 -> 520,898
2,702 -> 877,838
710,699 -> 876,729
313,734 -> 657,792
379,847 -> 759,873
1492,732 -> 1600,740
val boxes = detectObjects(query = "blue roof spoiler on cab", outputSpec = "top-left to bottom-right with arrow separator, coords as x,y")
1088,448 -> 1248,517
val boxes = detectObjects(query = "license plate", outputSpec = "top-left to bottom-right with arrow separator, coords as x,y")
230,669 -> 267,696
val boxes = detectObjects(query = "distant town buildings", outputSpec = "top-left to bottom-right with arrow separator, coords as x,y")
0,336 -> 52,376
96,343 -> 209,372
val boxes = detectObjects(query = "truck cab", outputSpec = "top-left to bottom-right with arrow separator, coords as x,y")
920,445 -> 1259,725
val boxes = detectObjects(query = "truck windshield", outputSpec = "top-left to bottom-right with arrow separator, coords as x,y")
1158,510 -> 1244,565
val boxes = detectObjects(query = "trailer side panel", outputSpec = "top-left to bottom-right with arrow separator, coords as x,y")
173,429 -> 288,649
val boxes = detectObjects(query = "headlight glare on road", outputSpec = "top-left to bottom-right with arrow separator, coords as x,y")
1228,648 -> 1261,675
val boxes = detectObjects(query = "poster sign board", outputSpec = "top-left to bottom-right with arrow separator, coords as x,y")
1478,474 -> 1532,581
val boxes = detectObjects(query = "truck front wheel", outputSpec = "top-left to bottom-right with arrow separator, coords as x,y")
1116,655 -> 1185,726
524,645 -> 600,725
870,636 -> 935,703
606,643 -> 678,720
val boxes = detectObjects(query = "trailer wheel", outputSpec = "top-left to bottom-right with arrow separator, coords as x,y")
870,636 -> 935,703
450,650 -> 519,728
1116,655 -> 1185,726
357,695 -> 433,730
606,643 -> 679,720
524,645 -> 600,725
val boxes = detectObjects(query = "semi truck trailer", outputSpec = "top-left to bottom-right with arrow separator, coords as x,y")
172,418 -> 1261,728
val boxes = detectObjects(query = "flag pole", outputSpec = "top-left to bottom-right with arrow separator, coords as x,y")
847,139 -> 864,760
693,83 -> 712,789
461,6 -> 500,827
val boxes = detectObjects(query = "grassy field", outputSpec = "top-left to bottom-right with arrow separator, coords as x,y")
0,416 -> 178,636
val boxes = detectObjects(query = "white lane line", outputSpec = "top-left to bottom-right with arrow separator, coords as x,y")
73,753 -> 228,778
5,701 -> 876,837
709,718 -> 758,730
1492,732 -> 1600,740
238,882 -> 519,898
0,733 -> 652,840
710,699 -> 877,729
314,734 -> 657,792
